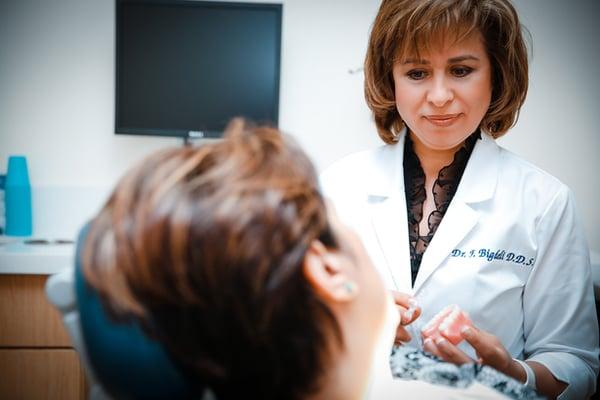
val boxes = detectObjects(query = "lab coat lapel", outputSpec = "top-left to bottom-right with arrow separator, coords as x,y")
368,132 -> 413,293
413,133 -> 500,293
371,195 -> 412,292
412,201 -> 479,292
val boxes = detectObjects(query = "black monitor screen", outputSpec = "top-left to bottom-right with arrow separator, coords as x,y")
116,0 -> 282,138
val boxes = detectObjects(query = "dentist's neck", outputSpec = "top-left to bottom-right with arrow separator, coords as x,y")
409,131 -> 463,180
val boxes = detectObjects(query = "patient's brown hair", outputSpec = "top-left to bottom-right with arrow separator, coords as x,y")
365,0 -> 529,143
83,119 -> 340,399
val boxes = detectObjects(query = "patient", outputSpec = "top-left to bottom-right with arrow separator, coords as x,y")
83,119 -> 394,399
82,119 -> 539,399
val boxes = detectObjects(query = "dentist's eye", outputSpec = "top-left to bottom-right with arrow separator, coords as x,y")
406,70 -> 428,80
451,66 -> 473,77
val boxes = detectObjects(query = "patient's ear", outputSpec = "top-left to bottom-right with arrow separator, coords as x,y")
303,240 -> 359,303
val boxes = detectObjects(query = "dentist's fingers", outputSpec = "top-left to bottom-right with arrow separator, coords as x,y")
391,291 -> 421,325
433,336 -> 474,365
423,336 -> 443,358
461,326 -> 513,373
394,325 -> 412,345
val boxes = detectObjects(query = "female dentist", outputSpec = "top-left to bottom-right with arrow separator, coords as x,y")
320,0 -> 599,398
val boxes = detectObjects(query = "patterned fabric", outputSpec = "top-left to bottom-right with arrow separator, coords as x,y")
390,346 -> 544,400
403,131 -> 481,286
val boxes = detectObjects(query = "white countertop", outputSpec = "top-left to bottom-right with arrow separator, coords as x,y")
0,237 -> 74,275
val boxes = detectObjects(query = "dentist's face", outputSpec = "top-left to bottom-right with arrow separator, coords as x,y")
392,32 -> 492,151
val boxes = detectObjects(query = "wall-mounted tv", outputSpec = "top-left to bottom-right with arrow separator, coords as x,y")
115,0 -> 282,139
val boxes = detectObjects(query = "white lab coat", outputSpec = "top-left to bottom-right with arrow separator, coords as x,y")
320,130 -> 599,399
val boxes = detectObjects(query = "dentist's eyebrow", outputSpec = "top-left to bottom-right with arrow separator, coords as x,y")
401,54 -> 480,64
402,58 -> 429,65
448,55 -> 480,63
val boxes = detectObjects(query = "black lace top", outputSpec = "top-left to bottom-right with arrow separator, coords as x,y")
390,346 -> 544,399
403,131 -> 480,286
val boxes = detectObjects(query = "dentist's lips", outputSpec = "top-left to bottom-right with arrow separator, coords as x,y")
425,113 -> 461,127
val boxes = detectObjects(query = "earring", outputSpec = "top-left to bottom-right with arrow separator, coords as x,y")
343,281 -> 356,294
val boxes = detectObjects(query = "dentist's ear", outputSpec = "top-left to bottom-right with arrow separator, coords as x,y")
303,240 -> 359,303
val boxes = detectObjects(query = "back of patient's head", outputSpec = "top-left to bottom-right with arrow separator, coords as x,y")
83,119 -> 341,399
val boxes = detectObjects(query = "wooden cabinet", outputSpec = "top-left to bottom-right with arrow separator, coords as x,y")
0,274 -> 87,399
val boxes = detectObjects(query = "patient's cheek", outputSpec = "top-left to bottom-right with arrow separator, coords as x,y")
421,304 -> 474,345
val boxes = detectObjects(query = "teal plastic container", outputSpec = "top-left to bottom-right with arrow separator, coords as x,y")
3,156 -> 32,236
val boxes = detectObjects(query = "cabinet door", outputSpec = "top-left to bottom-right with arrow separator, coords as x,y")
0,274 -> 71,347
0,349 -> 86,399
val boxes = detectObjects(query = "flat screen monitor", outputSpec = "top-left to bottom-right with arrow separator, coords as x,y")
115,0 -> 282,138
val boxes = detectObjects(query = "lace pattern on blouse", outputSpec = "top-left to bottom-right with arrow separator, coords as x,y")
390,346 -> 544,399
403,131 -> 480,286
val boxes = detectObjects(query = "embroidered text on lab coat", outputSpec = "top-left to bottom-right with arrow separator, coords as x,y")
451,248 -> 535,267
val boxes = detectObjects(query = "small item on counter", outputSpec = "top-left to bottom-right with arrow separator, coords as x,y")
4,155 -> 32,237
23,239 -> 75,245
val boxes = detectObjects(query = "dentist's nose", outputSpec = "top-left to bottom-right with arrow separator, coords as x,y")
427,77 -> 454,107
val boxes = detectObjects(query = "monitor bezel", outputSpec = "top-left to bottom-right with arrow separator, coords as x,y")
114,0 -> 282,139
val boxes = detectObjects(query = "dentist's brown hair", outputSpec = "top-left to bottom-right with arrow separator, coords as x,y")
364,0 -> 529,143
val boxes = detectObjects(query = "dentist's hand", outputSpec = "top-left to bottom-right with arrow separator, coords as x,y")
391,291 -> 421,344
423,321 -> 568,398
423,324 -> 520,379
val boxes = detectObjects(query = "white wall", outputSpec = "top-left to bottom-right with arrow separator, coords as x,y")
1,0 -> 598,253
499,0 -> 600,256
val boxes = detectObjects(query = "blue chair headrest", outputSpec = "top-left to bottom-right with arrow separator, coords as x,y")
75,224 -> 200,399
